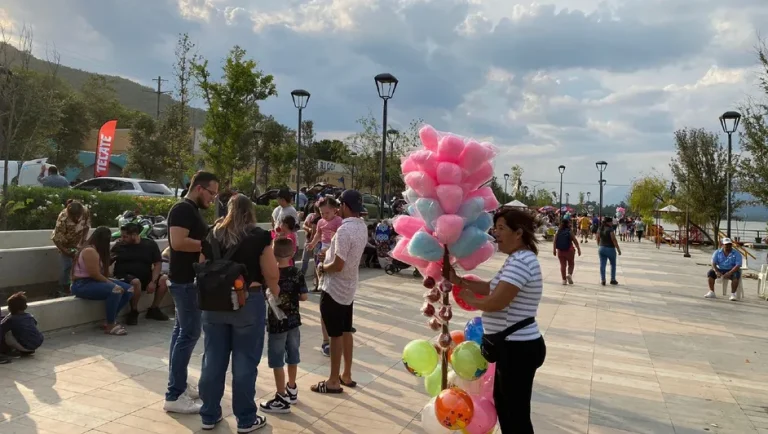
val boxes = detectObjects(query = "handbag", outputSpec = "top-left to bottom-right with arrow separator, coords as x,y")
481,317 -> 535,363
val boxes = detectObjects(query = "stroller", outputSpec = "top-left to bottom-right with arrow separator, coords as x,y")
376,221 -> 420,277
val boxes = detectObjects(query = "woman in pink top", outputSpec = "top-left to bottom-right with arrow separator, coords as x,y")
70,226 -> 134,335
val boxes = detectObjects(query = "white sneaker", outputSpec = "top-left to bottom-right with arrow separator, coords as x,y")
730,294 -> 737,301
238,415 -> 267,432
285,383 -> 298,404
562,280 -> 567,285
567,275 -> 574,285
163,394 -> 202,414
186,383 -> 200,400
704,291 -> 716,299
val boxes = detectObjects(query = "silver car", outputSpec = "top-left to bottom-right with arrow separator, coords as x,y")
72,177 -> 175,197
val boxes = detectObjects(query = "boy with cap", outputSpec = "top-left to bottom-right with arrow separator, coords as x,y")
310,190 -> 368,394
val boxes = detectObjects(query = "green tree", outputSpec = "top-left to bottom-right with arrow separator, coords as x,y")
670,128 -> 733,241
299,120 -> 325,187
159,102 -> 194,189
314,139 -> 350,162
192,46 -> 277,181
257,117 -> 295,187
737,38 -> 768,204
50,90 -> 89,170
577,191 -> 585,212
627,174 -> 667,220
529,188 -> 553,207
124,113 -> 167,180
80,74 -> 124,129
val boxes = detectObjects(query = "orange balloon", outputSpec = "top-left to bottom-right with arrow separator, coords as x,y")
435,387 -> 474,430
450,330 -> 465,345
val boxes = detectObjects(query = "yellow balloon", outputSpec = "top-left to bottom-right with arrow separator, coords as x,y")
424,364 -> 444,397
402,339 -> 439,377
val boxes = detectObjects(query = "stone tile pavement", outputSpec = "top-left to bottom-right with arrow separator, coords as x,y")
2,239 -> 768,433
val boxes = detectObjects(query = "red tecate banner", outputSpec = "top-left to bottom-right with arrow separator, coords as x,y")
94,120 -> 117,177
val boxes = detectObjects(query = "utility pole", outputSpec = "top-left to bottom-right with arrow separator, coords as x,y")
147,76 -> 170,119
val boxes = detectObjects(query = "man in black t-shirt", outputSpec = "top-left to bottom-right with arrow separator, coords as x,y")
163,171 -> 219,415
111,223 -> 169,325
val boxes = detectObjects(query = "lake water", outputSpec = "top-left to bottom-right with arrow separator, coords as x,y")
720,221 -> 767,238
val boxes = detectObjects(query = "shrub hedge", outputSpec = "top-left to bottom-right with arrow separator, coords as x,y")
4,186 -> 273,230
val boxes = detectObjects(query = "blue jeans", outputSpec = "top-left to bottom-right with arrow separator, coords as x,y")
300,244 -> 321,275
59,254 -> 73,287
267,327 -> 301,369
166,282 -> 202,401
598,246 -> 617,282
199,294 -> 266,428
70,278 -> 133,324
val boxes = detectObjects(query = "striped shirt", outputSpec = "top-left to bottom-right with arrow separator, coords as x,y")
483,250 -> 542,341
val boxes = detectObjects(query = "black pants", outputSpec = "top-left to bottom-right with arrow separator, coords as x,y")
495,336 -> 546,433
363,246 -> 377,267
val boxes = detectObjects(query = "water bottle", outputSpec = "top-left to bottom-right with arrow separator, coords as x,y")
232,278 -> 244,311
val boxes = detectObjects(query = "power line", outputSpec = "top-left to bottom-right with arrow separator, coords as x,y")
144,76 -> 171,119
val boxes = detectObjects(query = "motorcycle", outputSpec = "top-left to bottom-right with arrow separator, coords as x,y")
111,211 -> 168,240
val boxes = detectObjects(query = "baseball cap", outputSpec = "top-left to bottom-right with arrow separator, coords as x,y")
721,237 -> 733,245
340,190 -> 365,213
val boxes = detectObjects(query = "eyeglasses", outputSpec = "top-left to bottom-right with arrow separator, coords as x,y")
199,186 -> 218,196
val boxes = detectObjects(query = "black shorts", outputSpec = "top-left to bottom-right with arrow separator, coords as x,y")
320,291 -> 353,338
117,274 -> 160,291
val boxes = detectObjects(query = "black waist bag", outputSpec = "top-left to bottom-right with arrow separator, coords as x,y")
481,317 -> 535,363
194,236 -> 247,312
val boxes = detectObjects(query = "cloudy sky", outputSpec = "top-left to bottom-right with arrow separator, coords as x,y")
3,0 -> 767,204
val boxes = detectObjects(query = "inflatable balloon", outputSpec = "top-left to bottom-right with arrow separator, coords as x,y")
435,162 -> 463,185
402,339 -> 439,377
479,363 -> 496,403
392,215 -> 426,239
435,185 -> 464,215
421,398 -> 453,434
456,241 -> 496,271
450,330 -> 465,345
405,171 -> 437,199
452,274 -> 485,311
437,135 -> 465,163
435,387 -> 474,430
419,125 -> 439,152
463,396 -> 497,434
462,162 -> 494,191
415,198 -> 444,230
447,370 -> 483,396
424,364 -> 443,397
391,238 -> 430,269
450,341 -> 488,381
434,214 -> 464,245
464,317 -> 484,345
408,231 -> 444,262
450,227 -> 491,259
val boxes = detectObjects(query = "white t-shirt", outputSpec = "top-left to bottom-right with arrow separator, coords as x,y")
321,217 -> 368,305
483,250 -> 543,341
272,205 -> 298,227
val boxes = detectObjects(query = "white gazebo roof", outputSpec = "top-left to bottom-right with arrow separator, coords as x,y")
658,205 -> 682,213
505,200 -> 528,208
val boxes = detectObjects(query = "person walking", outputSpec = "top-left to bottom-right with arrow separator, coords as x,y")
553,219 -> 581,285
310,190 -> 368,394
635,217 -> 645,242
596,217 -> 622,286
164,171 -> 219,414
198,194 -> 280,432
449,208 -> 546,434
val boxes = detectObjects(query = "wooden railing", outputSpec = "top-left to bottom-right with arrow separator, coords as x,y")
718,231 -> 756,259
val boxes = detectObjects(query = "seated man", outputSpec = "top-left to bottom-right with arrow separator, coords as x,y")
111,223 -> 170,324
705,238 -> 742,301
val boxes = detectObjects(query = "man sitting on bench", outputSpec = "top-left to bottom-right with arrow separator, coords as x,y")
705,238 -> 742,301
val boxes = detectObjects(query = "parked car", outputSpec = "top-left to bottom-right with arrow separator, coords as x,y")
72,177 -> 175,197
0,158 -> 54,187
363,193 -> 392,218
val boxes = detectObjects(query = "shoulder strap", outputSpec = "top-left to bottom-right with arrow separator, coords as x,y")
496,317 -> 536,340
209,235 -> 222,261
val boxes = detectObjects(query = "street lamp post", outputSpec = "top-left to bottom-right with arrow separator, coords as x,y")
566,193 -> 570,206
251,126 -> 263,197
523,185 -> 529,201
1,65 -> 14,204
503,173 -> 509,199
558,165 -> 565,221
596,161 -> 607,219
586,192 -> 591,213
719,111 -> 741,239
386,128 -> 399,201
375,73 -> 398,219
291,89 -> 310,204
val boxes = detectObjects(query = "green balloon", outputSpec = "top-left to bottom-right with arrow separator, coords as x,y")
450,341 -> 488,381
402,339 -> 439,377
424,364 -> 443,397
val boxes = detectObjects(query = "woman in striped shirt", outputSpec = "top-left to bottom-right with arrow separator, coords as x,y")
451,208 -> 546,434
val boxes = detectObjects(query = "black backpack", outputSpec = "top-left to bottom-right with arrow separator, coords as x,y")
194,235 -> 248,311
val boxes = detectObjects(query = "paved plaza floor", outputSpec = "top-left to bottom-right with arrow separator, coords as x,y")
2,239 -> 768,433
